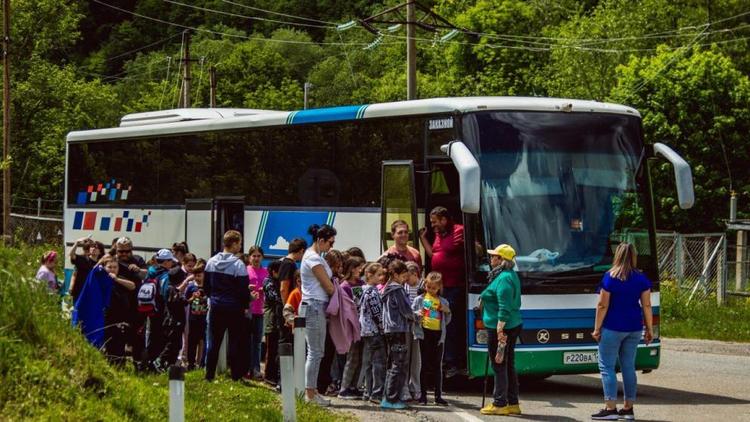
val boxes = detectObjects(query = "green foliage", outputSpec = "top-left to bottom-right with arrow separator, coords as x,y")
610,46 -> 750,231
2,1 -> 749,234
661,284 -> 750,342
0,245 -> 352,421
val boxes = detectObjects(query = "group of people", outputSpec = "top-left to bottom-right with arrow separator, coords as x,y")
36,203 -> 654,419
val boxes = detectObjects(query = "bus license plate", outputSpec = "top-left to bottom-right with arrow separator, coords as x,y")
563,351 -> 598,364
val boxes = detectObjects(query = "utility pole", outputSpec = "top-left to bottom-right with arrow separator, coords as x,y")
209,66 -> 216,108
406,1 -> 416,100
2,0 -> 10,242
303,82 -> 313,109
355,1 -> 460,101
179,30 -> 192,108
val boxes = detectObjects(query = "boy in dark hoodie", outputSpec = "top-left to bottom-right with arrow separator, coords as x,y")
145,248 -> 179,372
262,260 -> 284,385
204,230 -> 257,382
381,259 -> 415,409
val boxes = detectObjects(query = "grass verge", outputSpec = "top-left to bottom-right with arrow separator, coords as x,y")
0,245 -> 351,421
661,284 -> 750,342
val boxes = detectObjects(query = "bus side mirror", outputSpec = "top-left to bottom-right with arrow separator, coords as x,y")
653,143 -> 694,209
440,141 -> 480,214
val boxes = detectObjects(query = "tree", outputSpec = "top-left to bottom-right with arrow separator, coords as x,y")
610,46 -> 750,231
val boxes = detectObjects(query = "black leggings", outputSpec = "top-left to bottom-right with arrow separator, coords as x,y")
420,329 -> 444,397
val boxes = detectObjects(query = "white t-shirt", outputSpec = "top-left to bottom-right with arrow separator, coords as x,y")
301,248 -> 332,302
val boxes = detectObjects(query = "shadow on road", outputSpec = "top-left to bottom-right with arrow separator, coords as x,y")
445,374 -> 750,407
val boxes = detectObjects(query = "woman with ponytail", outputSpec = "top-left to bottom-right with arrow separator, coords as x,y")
300,224 -> 337,407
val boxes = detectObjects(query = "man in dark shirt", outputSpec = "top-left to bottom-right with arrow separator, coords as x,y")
113,237 -> 148,370
419,206 -> 466,376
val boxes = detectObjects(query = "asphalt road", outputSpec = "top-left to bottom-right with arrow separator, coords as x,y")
331,338 -> 750,422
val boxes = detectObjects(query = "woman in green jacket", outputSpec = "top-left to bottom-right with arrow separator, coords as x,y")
479,244 -> 522,416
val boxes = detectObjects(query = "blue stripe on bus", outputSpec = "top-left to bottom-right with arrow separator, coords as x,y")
521,307 -> 660,319
289,105 -> 367,125
73,211 -> 84,229
100,217 -> 111,231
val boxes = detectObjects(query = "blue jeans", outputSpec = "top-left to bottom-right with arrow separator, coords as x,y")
249,314 -> 264,373
303,299 -> 328,390
598,328 -> 641,401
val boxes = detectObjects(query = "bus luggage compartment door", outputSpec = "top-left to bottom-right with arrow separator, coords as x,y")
185,199 -> 213,260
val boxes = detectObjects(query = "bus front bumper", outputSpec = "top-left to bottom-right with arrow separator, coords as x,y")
468,342 -> 661,377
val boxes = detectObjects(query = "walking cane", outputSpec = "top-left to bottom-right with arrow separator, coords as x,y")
481,340 -> 490,408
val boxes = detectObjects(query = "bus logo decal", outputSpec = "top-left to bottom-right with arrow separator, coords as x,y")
536,329 -> 550,344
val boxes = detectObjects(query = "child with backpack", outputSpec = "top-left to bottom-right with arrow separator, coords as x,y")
185,262 -> 208,370
413,272 -> 451,405
401,260 -> 423,402
137,248 -> 179,372
381,259 -> 415,409
263,260 -> 284,385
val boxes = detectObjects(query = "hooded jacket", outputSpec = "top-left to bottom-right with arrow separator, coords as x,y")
205,252 -> 250,312
327,279 -> 361,354
381,281 -> 414,334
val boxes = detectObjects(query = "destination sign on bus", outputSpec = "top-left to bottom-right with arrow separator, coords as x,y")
428,118 -> 453,130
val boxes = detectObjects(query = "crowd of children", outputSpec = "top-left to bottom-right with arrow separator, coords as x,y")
43,218 -> 452,411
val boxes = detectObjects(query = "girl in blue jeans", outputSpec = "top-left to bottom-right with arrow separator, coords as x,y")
591,243 -> 654,421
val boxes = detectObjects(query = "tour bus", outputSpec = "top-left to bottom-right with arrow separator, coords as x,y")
63,97 -> 694,378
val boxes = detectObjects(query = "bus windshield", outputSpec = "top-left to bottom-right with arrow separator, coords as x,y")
465,111 -> 651,275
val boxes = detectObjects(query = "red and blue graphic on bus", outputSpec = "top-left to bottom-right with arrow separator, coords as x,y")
72,210 -> 151,232
76,179 -> 132,205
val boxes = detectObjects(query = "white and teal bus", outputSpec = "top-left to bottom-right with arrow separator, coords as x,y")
64,97 -> 694,377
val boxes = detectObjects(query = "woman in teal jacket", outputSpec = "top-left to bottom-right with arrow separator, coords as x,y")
479,244 -> 522,416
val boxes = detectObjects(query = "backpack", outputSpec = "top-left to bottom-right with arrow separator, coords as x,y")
137,277 -> 166,317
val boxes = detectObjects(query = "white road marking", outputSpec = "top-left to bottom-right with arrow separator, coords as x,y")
451,408 -> 484,422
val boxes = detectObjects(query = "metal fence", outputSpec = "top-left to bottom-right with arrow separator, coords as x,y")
4,196 -> 64,246
655,233 -> 728,304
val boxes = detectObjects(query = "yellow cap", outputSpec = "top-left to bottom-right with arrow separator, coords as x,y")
488,244 -> 516,261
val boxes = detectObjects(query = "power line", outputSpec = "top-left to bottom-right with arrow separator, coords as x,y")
219,0 -> 338,26
105,32 -> 182,62
162,0 -> 331,29
91,0 -> 380,46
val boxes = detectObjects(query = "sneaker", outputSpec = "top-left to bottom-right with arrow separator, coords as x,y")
618,407 -> 635,420
305,393 -> 331,407
480,403 -> 510,415
507,404 -> 522,415
418,393 -> 427,405
380,399 -> 407,410
434,397 -> 449,406
338,388 -> 363,400
591,408 -> 619,420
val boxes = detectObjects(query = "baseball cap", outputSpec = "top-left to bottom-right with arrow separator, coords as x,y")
487,244 -> 516,261
155,248 -> 179,263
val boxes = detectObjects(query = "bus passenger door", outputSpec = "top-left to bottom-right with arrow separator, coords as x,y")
213,196 -> 245,255
185,199 -> 213,260
380,161 -> 418,254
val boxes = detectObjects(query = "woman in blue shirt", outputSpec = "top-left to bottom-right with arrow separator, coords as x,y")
591,243 -> 654,421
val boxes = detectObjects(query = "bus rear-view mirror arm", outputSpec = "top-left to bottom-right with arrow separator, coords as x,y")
441,141 -> 480,214
653,142 -> 694,209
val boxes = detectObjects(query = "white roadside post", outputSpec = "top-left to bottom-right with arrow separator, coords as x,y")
168,365 -> 185,422
293,315 -> 306,396
279,342 -> 296,422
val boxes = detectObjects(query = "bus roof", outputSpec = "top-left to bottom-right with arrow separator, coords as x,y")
66,97 -> 640,143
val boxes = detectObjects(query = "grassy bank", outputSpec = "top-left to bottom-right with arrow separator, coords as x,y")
0,245 -> 350,421
661,284 -> 750,342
